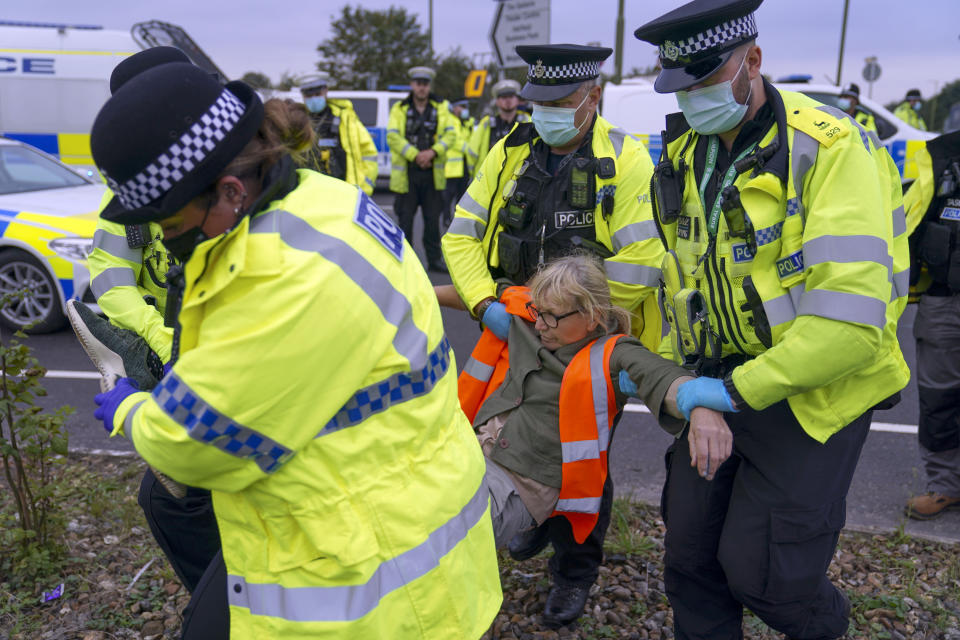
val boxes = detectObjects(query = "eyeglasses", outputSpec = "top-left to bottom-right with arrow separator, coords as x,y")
526,302 -> 580,328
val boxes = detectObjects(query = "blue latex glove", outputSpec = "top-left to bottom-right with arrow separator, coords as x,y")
482,301 -> 511,340
618,370 -> 640,398
676,376 -> 736,421
94,377 -> 140,435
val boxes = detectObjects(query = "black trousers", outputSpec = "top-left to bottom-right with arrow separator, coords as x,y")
442,175 -> 470,226
661,400 -> 870,640
181,550 -> 229,640
395,167 -> 443,264
137,469 -> 221,594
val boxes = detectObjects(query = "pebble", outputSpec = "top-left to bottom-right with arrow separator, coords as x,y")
140,620 -> 164,636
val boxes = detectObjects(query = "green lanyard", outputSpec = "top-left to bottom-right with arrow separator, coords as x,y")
698,136 -> 757,237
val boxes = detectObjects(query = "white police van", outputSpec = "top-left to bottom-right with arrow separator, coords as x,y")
601,77 -> 935,181
0,20 -> 221,175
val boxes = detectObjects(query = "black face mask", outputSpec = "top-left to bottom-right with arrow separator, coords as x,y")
161,227 -> 211,262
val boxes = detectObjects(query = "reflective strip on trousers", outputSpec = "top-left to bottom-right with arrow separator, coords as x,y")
152,373 -> 294,474
227,478 -> 490,623
763,283 -> 805,327
604,261 -> 661,287
446,217 -> 485,239
611,220 -> 659,252
798,289 -> 887,329
462,354 -> 495,382
457,191 -> 489,222
93,229 -> 141,263
91,267 -> 138,298
321,336 -> 452,435
250,209 -> 429,370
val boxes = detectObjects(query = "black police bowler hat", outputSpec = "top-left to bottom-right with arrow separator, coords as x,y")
840,83 -> 861,99
109,47 -> 191,94
93,63 -> 264,225
906,88 -> 922,100
515,44 -> 612,102
634,0 -> 762,93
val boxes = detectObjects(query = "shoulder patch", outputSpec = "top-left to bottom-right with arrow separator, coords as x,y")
354,191 -> 404,261
787,107 -> 849,148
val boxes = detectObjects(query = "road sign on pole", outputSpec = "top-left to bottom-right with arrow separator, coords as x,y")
464,70 -> 488,98
489,0 -> 550,69
862,61 -> 881,83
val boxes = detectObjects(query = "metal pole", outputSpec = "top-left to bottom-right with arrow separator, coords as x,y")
428,0 -> 434,57
835,0 -> 850,86
614,0 -> 624,84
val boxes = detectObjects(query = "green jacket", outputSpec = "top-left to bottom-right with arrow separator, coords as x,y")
387,94 -> 457,192
656,85 -> 910,442
472,317 -> 686,487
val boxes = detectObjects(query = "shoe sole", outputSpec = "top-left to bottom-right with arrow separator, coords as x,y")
67,301 -> 187,500
904,501 -> 960,520
66,300 -> 127,394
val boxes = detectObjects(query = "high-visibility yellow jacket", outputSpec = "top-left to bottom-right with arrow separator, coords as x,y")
894,101 -> 928,131
466,112 -> 531,178
111,168 -> 502,638
656,86 -> 910,442
442,116 -> 664,351
445,114 -> 474,179
88,190 -> 173,361
387,95 -> 456,192
855,109 -> 877,134
304,99 -> 379,195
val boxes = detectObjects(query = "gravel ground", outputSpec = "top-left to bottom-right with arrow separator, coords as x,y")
2,454 -> 959,640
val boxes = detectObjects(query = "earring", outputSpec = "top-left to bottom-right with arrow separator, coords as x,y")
234,207 -> 241,214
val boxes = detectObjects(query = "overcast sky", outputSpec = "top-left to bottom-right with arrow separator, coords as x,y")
9,0 -> 959,105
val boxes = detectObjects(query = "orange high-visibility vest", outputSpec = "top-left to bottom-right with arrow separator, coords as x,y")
459,291 -> 625,543
458,286 -> 534,422
551,334 -> 625,543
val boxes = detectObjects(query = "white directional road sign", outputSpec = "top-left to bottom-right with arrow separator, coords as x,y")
489,0 -> 551,69
862,61 -> 882,82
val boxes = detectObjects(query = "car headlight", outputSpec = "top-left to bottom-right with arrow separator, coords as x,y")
49,237 -> 94,262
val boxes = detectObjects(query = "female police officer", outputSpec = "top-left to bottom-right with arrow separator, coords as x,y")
89,62 -> 501,639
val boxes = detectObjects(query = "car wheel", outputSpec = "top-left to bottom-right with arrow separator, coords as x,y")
0,249 -> 67,334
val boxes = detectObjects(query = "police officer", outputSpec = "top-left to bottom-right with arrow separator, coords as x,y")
299,73 -> 379,195
88,62 -> 502,639
838,82 -> 877,134
634,0 -> 911,637
79,46 -> 220,596
895,88 -> 929,131
443,97 -> 474,226
442,43 -> 664,627
904,130 -> 960,520
387,66 -> 456,272
466,78 -> 530,177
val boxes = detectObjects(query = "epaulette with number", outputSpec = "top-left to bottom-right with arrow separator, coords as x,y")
786,107 -> 849,148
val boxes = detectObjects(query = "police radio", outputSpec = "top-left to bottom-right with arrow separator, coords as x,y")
569,157 -> 596,210
652,130 -> 684,224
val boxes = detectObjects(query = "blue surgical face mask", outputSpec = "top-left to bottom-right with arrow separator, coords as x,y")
837,97 -> 852,111
531,90 -> 591,146
675,53 -> 752,136
305,96 -> 327,113
913,101 -> 923,112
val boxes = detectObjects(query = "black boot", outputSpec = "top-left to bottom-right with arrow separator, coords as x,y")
542,582 -> 590,628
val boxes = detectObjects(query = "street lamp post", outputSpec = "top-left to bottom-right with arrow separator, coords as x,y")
835,0 -> 850,86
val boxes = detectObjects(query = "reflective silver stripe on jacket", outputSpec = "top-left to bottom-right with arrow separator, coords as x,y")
321,337 -> 452,435
604,261 -> 661,288
387,128 -> 399,135
762,283 -> 805,327
91,267 -> 138,298
607,127 -> 630,158
250,209 -> 429,371
798,289 -> 886,329
123,399 -> 147,444
803,235 -> 892,273
93,229 -> 141,263
362,155 -> 378,163
463,354 -> 495,382
556,496 -> 603,513
457,191 -> 489,222
401,143 -> 415,157
892,205 -> 907,237
227,478 -> 490,623
152,373 -> 294,474
446,217 -> 485,239
892,269 -> 910,301
790,130 -> 819,222
611,220 -> 659,252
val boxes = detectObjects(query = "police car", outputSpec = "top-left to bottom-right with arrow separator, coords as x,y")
0,136 -> 102,333
601,78 -> 936,181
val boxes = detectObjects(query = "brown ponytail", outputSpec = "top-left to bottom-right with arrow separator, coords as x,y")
221,98 -> 315,179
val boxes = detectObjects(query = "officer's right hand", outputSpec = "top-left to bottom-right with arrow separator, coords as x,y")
687,407 -> 732,481
482,302 -> 511,340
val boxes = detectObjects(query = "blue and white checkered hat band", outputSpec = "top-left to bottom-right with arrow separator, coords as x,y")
528,60 -> 601,85
659,13 -> 757,62
107,88 -> 247,210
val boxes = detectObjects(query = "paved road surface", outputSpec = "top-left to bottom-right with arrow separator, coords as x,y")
20,189 -> 957,545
